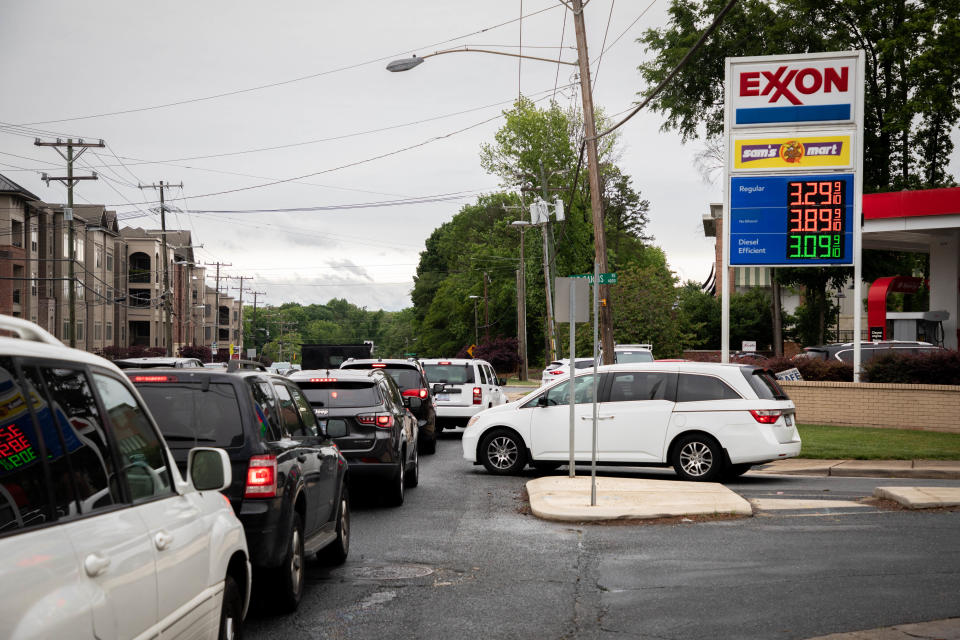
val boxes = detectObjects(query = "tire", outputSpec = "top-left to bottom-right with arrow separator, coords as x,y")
671,434 -> 723,482
405,443 -> 419,488
317,485 -> 350,566
724,463 -> 753,479
385,451 -> 405,507
271,512 -> 305,612
218,575 -> 243,640
420,430 -> 437,455
479,429 -> 528,475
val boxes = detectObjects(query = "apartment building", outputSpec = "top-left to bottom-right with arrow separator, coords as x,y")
0,175 -> 38,325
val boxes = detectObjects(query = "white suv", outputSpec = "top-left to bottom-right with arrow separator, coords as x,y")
420,358 -> 508,430
0,316 -> 250,640
463,361 -> 801,481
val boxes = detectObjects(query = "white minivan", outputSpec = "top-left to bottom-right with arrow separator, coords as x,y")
0,316 -> 250,640
420,358 -> 508,430
463,361 -> 801,481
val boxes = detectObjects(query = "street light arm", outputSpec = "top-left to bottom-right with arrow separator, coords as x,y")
387,47 -> 577,72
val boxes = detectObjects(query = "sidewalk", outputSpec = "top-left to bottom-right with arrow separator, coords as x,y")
754,458 -> 960,479
805,618 -> 960,639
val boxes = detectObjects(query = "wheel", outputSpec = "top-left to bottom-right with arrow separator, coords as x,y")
405,443 -> 419,488
531,461 -> 562,473
671,434 -> 723,482
218,575 -> 243,640
724,463 -> 753,479
419,429 -> 437,455
478,429 -> 528,475
271,512 -> 305,612
385,451 -> 405,507
317,485 -> 350,566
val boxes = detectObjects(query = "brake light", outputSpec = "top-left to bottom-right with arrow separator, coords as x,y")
402,388 -> 429,399
749,409 -> 783,424
131,375 -> 177,383
357,413 -> 394,428
548,370 -> 565,376
473,387 -> 482,405
309,377 -> 337,383
372,363 -> 387,368
244,455 -> 277,498
356,414 -> 376,425
376,414 -> 394,428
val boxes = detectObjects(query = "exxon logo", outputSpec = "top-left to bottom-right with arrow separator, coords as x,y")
739,66 -> 849,105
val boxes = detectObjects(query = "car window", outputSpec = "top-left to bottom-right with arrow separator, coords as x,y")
676,374 -> 741,402
137,381 -> 245,448
741,369 -> 789,400
299,381 -> 381,408
25,366 -> 122,516
607,372 -> 673,402
272,382 -> 306,436
92,373 -> 174,502
0,358 -> 54,533
343,364 -> 421,391
541,375 -> 598,406
288,386 -> 319,437
423,363 -> 474,384
478,364 -> 489,384
247,380 -> 282,441
486,365 -> 498,386
615,351 -> 654,364
573,360 -> 596,370
384,377 -> 404,407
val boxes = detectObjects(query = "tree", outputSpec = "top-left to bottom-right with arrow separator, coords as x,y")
638,0 -> 960,192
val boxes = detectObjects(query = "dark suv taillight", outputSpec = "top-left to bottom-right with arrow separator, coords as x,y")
244,455 -> 277,498
357,413 -> 394,429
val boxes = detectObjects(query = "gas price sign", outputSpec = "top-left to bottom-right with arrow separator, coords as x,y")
730,173 -> 853,266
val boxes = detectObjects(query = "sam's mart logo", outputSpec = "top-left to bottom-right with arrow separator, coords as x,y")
731,56 -> 858,126
734,134 -> 852,170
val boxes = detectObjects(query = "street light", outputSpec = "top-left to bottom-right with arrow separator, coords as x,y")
511,221 -> 531,381
468,295 -> 480,346
387,5 -> 616,364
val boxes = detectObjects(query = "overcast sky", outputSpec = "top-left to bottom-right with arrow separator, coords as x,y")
3,1 -> 958,312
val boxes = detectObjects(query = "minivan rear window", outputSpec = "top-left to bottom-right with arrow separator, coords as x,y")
742,369 -> 790,400
136,383 -> 244,448
298,381 -> 381,408
423,364 -> 475,384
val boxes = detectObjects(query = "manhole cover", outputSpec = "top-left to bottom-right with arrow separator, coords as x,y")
352,564 -> 434,580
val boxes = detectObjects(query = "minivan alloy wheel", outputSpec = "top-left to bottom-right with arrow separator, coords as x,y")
487,435 -> 518,470
679,441 -> 713,477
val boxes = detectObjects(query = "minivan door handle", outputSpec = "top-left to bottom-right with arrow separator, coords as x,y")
154,530 -> 174,551
84,552 -> 111,577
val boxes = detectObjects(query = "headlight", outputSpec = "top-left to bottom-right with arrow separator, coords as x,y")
466,415 -> 480,428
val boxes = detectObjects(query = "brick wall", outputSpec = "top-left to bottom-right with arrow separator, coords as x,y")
779,380 -> 960,433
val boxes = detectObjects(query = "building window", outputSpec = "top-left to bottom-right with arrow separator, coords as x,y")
76,320 -> 84,341
205,304 -> 211,318
31,277 -> 37,296
106,252 -> 113,271
204,326 -> 212,340
129,252 -> 151,283
12,289 -> 21,304
121,325 -> 126,342
11,219 -> 23,247
31,228 -> 38,252
128,289 -> 151,308
94,323 -> 102,340
95,247 -> 102,268
62,280 -> 69,298
63,231 -> 69,258
76,281 -> 84,299
107,287 -> 113,302
106,322 -> 113,341
75,235 -> 84,259
63,320 -> 70,339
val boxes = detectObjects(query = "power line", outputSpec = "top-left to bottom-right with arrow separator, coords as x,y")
12,3 -> 562,127
591,0 -> 617,92
600,0 -> 659,56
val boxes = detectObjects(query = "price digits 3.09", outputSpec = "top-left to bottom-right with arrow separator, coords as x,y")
786,179 -> 845,260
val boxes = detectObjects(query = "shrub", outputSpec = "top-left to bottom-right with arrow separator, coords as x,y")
455,337 -> 520,374
179,345 -> 212,362
864,351 -> 960,385
755,356 -> 854,382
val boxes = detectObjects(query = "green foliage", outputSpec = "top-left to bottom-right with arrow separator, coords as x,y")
610,256 -> 690,358
638,0 -> 960,192
864,350 -> 960,385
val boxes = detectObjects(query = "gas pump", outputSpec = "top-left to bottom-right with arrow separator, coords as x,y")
885,310 -> 949,346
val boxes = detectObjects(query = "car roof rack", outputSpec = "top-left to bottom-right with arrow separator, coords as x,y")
0,315 -> 63,347
226,359 -> 267,373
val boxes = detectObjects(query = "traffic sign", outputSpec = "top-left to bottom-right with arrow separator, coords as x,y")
571,272 -> 617,285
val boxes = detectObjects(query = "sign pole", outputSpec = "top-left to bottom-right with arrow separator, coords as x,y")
852,50 -> 865,382
590,260 -> 600,506
568,279 -> 576,478
722,59 -> 732,363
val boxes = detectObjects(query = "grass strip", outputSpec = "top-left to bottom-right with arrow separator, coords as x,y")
798,424 -> 960,460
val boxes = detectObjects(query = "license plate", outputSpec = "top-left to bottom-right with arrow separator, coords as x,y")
437,393 -> 450,401
785,415 -> 793,426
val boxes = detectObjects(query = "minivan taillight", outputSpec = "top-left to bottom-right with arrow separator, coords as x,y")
245,455 -> 277,498
749,409 -> 783,424
473,387 -> 482,405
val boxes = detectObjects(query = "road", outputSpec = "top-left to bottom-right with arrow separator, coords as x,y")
247,432 -> 960,640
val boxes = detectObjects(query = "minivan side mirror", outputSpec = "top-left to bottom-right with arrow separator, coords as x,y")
187,447 -> 232,492
536,395 -> 549,407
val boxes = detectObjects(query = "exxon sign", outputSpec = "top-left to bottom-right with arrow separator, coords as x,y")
730,56 -> 858,126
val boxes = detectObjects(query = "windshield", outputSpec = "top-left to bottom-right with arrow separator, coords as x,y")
297,381 -> 381,408
423,363 -> 475,384
615,351 -> 654,364
136,383 -> 244,448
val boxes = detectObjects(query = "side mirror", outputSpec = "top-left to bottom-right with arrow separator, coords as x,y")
432,383 -> 444,395
323,419 -> 348,439
406,396 -> 422,411
536,395 -> 549,407
498,377 -> 507,386
187,447 -> 232,492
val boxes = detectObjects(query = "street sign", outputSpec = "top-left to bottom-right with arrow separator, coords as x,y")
571,272 -> 617,285
247,348 -> 256,359
554,277 -> 589,324
211,342 -> 218,350
466,344 -> 476,357
742,341 -> 757,352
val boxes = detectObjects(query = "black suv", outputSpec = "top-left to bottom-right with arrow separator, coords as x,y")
289,368 -> 419,506
340,358 -> 437,454
127,362 -> 350,612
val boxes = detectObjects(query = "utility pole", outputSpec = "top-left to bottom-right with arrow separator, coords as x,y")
468,295 -> 480,346
482,272 -> 490,342
571,0 -> 615,363
205,261 -> 231,360
538,159 -> 560,361
250,290 -> 266,356
35,137 -> 104,348
139,181 -> 182,356
229,276 -> 251,357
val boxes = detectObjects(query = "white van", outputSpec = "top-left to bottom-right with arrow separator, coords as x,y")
420,358 -> 508,430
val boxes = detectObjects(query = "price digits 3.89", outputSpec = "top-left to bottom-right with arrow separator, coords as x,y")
786,179 -> 845,260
